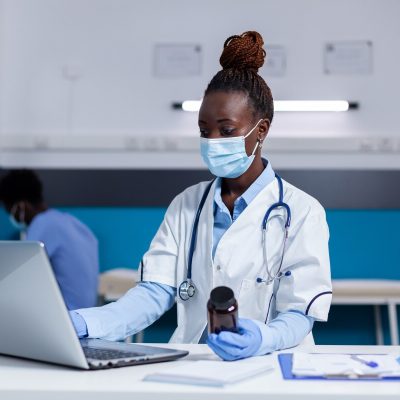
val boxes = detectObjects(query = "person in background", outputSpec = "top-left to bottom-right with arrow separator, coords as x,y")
0,169 -> 99,310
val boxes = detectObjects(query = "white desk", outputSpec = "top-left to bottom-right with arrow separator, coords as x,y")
1,344 -> 399,400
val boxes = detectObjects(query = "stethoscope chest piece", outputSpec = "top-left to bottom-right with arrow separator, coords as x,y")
179,280 -> 196,301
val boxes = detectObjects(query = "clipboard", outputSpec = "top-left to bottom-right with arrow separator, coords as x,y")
278,353 -> 400,381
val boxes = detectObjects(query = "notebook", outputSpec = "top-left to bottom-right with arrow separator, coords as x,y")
144,359 -> 273,387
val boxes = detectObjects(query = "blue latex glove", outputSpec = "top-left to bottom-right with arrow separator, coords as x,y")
207,318 -> 262,361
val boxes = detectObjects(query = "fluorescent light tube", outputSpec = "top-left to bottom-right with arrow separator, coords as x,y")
274,100 -> 350,112
181,100 -> 202,112
173,100 -> 357,112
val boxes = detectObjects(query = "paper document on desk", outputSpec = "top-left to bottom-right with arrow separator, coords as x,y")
292,353 -> 400,378
144,359 -> 273,387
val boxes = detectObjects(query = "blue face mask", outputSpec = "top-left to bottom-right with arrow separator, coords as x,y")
9,203 -> 27,231
200,119 -> 263,178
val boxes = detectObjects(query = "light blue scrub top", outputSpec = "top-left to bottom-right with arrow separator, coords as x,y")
212,159 -> 275,258
27,209 -> 99,310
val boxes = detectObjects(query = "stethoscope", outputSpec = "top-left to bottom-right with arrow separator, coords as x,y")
178,173 -> 291,301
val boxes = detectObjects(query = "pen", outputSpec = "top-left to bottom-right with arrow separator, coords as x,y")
350,354 -> 379,368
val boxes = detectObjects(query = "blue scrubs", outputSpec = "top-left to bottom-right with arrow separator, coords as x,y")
26,209 -> 99,310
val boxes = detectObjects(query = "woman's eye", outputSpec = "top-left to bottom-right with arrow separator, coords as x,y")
199,127 -> 235,137
199,128 -> 208,137
221,128 -> 235,136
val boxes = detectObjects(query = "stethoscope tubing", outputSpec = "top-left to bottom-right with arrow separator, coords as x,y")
186,180 -> 215,280
179,174 -> 291,300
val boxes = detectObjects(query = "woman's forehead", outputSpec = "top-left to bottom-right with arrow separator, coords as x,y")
199,91 -> 252,122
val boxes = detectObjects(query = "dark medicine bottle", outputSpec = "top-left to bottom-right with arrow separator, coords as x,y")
207,286 -> 238,334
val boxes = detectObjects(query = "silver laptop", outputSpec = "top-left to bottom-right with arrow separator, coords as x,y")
0,241 -> 188,369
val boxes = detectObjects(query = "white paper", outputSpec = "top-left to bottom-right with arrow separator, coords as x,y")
154,44 -> 202,77
324,41 -> 373,75
292,353 -> 400,378
144,359 -> 273,387
265,46 -> 286,77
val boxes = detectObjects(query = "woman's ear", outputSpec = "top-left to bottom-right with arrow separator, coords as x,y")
257,119 -> 270,142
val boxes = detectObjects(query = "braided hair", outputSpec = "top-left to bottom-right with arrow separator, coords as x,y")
205,31 -> 274,123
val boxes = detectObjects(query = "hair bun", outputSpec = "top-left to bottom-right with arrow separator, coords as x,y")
220,31 -> 266,72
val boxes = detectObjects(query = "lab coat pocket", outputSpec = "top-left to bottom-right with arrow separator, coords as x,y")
238,279 -> 274,322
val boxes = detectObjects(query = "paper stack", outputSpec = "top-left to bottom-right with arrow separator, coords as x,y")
144,359 -> 273,387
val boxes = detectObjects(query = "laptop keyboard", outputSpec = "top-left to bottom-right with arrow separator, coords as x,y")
83,347 -> 142,360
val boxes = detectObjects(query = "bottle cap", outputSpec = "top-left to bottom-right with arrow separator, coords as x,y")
209,286 -> 236,310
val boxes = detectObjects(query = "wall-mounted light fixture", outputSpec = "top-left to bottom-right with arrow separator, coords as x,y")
172,100 -> 359,112
274,100 -> 358,112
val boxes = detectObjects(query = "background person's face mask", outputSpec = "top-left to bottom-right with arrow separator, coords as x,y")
200,119 -> 262,178
9,203 -> 27,231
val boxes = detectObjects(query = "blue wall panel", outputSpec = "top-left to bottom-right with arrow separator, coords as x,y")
327,210 -> 400,280
1,207 -> 399,344
0,207 -> 167,271
60,207 -> 166,272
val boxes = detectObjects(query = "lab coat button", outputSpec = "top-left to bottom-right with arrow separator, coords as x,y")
216,265 -> 221,271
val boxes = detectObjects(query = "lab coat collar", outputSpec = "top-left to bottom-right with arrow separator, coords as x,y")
213,158 -> 275,214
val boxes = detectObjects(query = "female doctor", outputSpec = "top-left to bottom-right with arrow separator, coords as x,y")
70,31 -> 332,361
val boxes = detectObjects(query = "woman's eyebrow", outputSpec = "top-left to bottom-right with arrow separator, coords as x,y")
216,118 -> 235,123
198,118 -> 235,124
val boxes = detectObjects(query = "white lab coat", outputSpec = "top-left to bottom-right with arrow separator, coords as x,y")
140,177 -> 332,344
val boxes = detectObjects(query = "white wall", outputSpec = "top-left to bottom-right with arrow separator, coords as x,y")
1,0 -> 400,169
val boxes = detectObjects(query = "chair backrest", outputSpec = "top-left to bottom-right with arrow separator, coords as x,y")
98,268 -> 138,303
